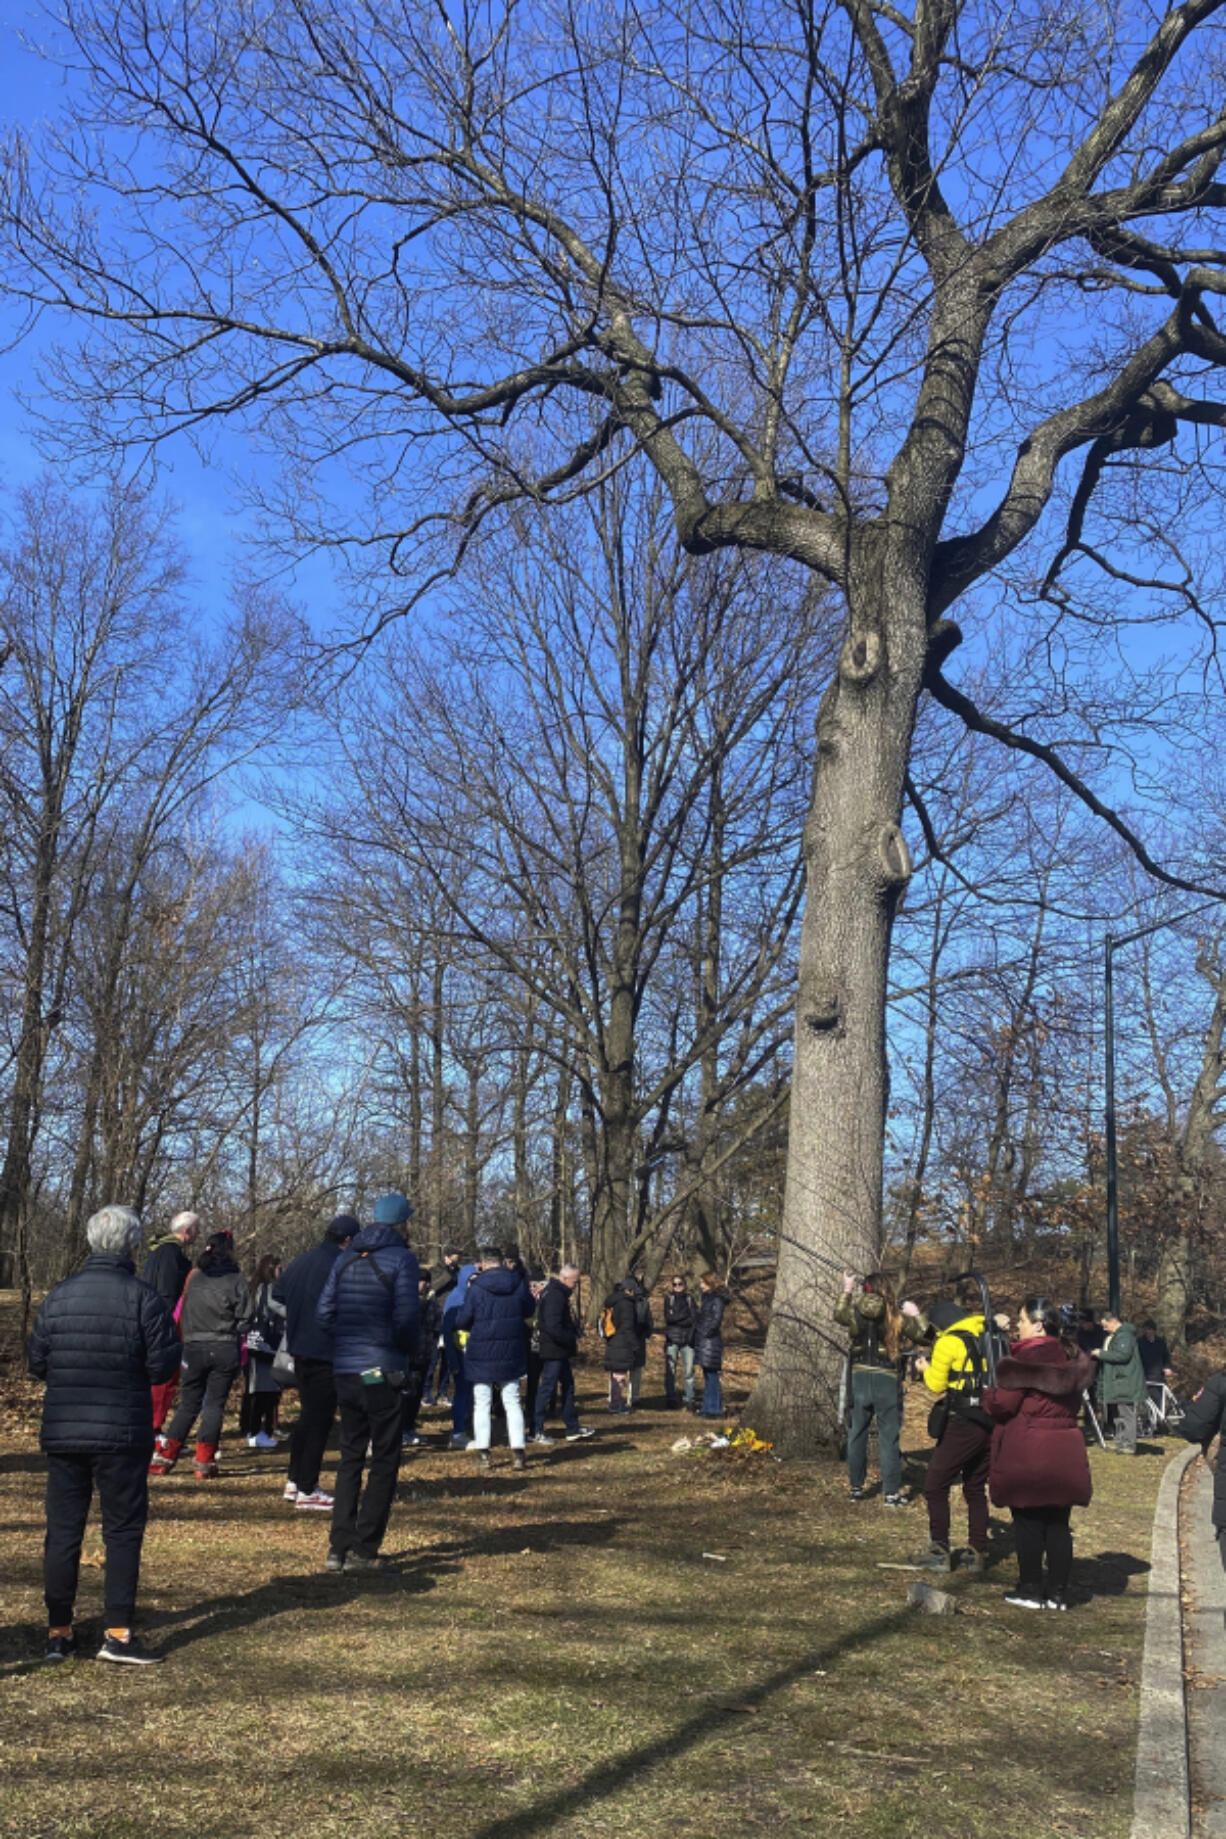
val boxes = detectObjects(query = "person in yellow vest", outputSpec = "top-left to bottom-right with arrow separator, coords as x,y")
911,1277 -> 994,1574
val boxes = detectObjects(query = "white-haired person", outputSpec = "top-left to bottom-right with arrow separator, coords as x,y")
28,1203 -> 181,1664
141,1209 -> 200,1432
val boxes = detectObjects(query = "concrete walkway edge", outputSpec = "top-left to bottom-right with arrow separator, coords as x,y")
1131,1442 -> 1198,1839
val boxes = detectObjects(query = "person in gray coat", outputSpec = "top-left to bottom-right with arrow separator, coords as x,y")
28,1204 -> 180,1664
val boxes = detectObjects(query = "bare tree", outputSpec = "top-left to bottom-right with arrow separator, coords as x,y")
5,0 -> 1226,1441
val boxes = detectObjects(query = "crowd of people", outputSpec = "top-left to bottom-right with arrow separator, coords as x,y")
23,1196 -> 734,1662
23,1192 -> 1219,1665
836,1270 -> 1196,1612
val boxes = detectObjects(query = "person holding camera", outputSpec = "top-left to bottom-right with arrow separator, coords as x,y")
835,1271 -> 926,1506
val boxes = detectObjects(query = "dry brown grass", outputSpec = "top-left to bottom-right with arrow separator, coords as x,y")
0,1293 -> 1171,1839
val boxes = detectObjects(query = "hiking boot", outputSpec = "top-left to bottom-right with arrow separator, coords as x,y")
193,1441 -> 219,1479
343,1552 -> 388,1575
43,1633 -> 76,1663
512,1451 -> 526,1472
909,1541 -> 952,1572
97,1633 -> 164,1665
960,1548 -> 989,1577
148,1437 -> 182,1476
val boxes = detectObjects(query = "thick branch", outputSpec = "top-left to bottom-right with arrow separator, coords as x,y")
925,668 -> 1226,905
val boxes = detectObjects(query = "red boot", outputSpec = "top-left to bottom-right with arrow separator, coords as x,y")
148,1437 -> 182,1476
193,1442 -> 219,1479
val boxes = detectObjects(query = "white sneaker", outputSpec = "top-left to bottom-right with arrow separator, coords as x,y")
294,1489 -> 334,1511
283,1482 -> 298,1501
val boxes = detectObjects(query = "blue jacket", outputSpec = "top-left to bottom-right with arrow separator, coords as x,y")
441,1262 -> 479,1347
316,1225 -> 420,1376
28,1253 -> 181,1453
455,1266 -> 535,1385
272,1237 -> 347,1364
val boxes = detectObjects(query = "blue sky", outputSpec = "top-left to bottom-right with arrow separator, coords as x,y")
0,0 -> 344,642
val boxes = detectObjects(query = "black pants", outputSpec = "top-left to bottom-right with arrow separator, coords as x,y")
289,1357 -> 337,1494
166,1341 -> 240,1447
1012,1504 -> 1073,1597
533,1358 -> 579,1434
330,1374 -> 403,1560
241,1391 -> 277,1436
44,1448 -> 150,1628
402,1370 -> 425,1435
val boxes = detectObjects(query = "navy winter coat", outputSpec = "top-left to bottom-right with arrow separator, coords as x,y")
28,1253 -> 181,1453
695,1291 -> 726,1372
536,1276 -> 580,1360
316,1224 -> 420,1376
455,1266 -> 535,1385
272,1237 -> 347,1364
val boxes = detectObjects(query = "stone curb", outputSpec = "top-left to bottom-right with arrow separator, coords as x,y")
1132,1441 -> 1198,1839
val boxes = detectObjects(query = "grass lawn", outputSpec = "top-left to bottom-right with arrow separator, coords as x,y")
0,1310 -> 1168,1839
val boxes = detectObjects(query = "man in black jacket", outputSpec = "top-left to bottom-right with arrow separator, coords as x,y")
272,1212 -> 357,1511
141,1209 -> 200,1432
530,1265 -> 594,1445
28,1203 -> 180,1665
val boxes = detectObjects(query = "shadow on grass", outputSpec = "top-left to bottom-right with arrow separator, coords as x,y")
0,1512 -> 624,1673
0,1450 -> 45,1478
468,1600 -> 914,1839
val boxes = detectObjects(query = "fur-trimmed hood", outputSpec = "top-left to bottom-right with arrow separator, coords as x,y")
995,1340 -> 1094,1397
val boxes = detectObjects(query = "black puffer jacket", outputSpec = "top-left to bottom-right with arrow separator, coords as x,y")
141,1234 -> 193,1310
179,1256 -> 253,1345
1181,1373 -> 1226,1530
602,1286 -> 640,1370
694,1290 -> 726,1371
664,1291 -> 698,1347
29,1253 -> 181,1452
537,1277 -> 580,1359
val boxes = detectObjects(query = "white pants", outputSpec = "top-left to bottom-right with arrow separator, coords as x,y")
472,1379 -> 525,1450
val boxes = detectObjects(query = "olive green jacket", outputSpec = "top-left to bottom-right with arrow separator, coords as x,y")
1098,1322 -> 1146,1406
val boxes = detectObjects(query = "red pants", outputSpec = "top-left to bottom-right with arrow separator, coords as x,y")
151,1373 -> 180,1432
924,1415 -> 991,1551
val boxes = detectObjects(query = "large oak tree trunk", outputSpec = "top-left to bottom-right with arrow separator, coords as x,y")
742,556 -> 921,1453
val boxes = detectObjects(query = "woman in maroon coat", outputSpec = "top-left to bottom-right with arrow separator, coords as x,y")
984,1297 -> 1094,1612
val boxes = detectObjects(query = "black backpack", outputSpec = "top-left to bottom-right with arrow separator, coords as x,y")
947,1320 -> 1009,1426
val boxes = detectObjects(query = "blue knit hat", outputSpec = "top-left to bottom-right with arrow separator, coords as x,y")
372,1191 -> 413,1226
